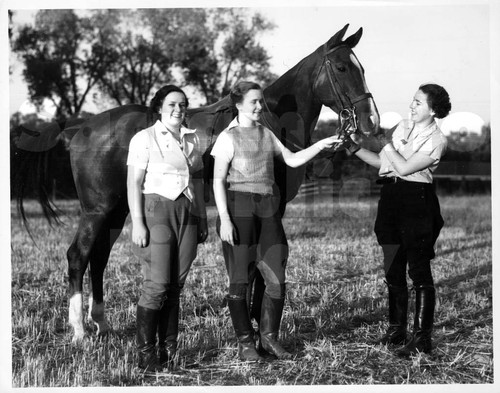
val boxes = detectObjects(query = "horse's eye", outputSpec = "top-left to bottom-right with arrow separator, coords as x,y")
336,65 -> 346,72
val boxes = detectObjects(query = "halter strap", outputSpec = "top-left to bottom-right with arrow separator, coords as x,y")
319,44 -> 373,109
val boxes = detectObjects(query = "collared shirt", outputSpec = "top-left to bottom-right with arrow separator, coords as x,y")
211,117 -> 286,195
379,119 -> 447,183
127,120 -> 203,201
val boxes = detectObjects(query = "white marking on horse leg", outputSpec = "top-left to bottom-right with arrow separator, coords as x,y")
69,293 -> 85,343
88,294 -> 112,336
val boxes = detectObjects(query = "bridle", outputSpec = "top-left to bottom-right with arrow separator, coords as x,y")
315,44 -> 374,145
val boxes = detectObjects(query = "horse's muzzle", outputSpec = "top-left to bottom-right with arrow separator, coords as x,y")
360,115 -> 379,136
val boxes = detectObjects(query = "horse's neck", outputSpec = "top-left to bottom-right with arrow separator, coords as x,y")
263,57 -> 322,146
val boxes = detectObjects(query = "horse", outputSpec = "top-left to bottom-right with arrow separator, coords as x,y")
14,24 -> 379,343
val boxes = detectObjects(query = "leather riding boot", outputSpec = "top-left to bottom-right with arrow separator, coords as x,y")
157,286 -> 181,369
226,295 -> 264,362
249,270 -> 265,326
397,285 -> 435,357
136,305 -> 162,372
380,282 -> 408,345
248,271 -> 265,353
259,294 -> 292,359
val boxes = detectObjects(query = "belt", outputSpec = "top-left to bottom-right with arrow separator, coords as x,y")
376,177 -> 407,185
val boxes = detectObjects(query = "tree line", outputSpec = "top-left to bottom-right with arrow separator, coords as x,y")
11,8 -> 277,120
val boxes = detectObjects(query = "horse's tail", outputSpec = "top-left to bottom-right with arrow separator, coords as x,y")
12,117 -> 85,236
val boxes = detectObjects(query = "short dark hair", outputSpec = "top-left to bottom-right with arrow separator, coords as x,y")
230,81 -> 262,106
149,85 -> 189,114
419,83 -> 451,119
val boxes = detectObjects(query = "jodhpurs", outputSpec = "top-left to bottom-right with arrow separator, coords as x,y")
133,193 -> 197,310
374,181 -> 444,288
217,191 -> 289,299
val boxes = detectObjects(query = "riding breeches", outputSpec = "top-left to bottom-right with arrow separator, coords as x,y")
217,191 -> 289,299
133,193 -> 197,310
374,181 -> 444,288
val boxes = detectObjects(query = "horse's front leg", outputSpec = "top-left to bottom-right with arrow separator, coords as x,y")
88,202 -> 129,337
87,253 -> 113,337
88,293 -> 111,337
87,246 -> 112,337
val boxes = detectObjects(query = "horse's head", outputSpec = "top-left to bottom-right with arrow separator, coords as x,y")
312,24 -> 379,137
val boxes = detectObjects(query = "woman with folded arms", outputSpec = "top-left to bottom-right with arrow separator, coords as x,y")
346,83 -> 450,357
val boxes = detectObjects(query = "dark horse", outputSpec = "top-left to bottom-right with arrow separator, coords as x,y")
15,25 -> 379,343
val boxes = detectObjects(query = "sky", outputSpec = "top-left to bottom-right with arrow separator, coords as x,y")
254,3 -> 492,132
3,0 -> 497,135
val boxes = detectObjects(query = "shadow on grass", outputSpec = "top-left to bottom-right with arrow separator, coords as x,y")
287,228 -> 327,241
436,262 -> 491,289
439,240 -> 492,256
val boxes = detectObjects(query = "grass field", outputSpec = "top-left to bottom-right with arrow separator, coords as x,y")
10,194 -> 493,387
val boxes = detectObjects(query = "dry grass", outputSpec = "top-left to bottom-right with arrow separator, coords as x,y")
10,194 -> 493,387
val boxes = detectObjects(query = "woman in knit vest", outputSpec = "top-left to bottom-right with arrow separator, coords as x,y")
211,81 -> 340,361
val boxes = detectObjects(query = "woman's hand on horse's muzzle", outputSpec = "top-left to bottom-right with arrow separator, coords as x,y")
332,135 -> 360,156
317,135 -> 342,151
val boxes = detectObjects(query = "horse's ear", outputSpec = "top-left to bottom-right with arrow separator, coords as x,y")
326,24 -> 350,48
343,27 -> 363,48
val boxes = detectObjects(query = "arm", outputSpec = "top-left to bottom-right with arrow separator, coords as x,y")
212,157 -> 237,246
382,143 -> 435,176
353,147 -> 382,169
348,123 -> 400,169
277,135 -> 341,168
127,165 -> 148,247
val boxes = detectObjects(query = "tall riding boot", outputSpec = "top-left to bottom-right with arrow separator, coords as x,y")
136,305 -> 162,371
226,295 -> 264,362
397,285 -> 435,357
380,282 -> 408,345
249,270 -> 265,325
157,286 -> 181,369
260,294 -> 292,359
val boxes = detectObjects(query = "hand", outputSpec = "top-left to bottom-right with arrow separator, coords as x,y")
316,135 -> 343,151
334,134 -> 361,155
219,218 -> 237,246
349,132 -> 362,144
132,222 -> 149,248
197,217 -> 208,244
376,130 -> 392,148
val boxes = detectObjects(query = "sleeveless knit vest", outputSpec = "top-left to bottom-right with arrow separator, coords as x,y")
227,126 -> 276,195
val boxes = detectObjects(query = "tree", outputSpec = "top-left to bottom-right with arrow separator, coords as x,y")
95,8 -> 278,105
13,8 -> 278,117
213,9 -> 277,99
12,10 -> 112,120
90,9 -> 175,107
173,8 -> 278,103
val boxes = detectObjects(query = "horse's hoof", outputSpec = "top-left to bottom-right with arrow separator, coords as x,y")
94,321 -> 112,336
71,333 -> 86,345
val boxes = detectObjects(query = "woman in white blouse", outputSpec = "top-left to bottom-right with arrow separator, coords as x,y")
127,85 -> 207,371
